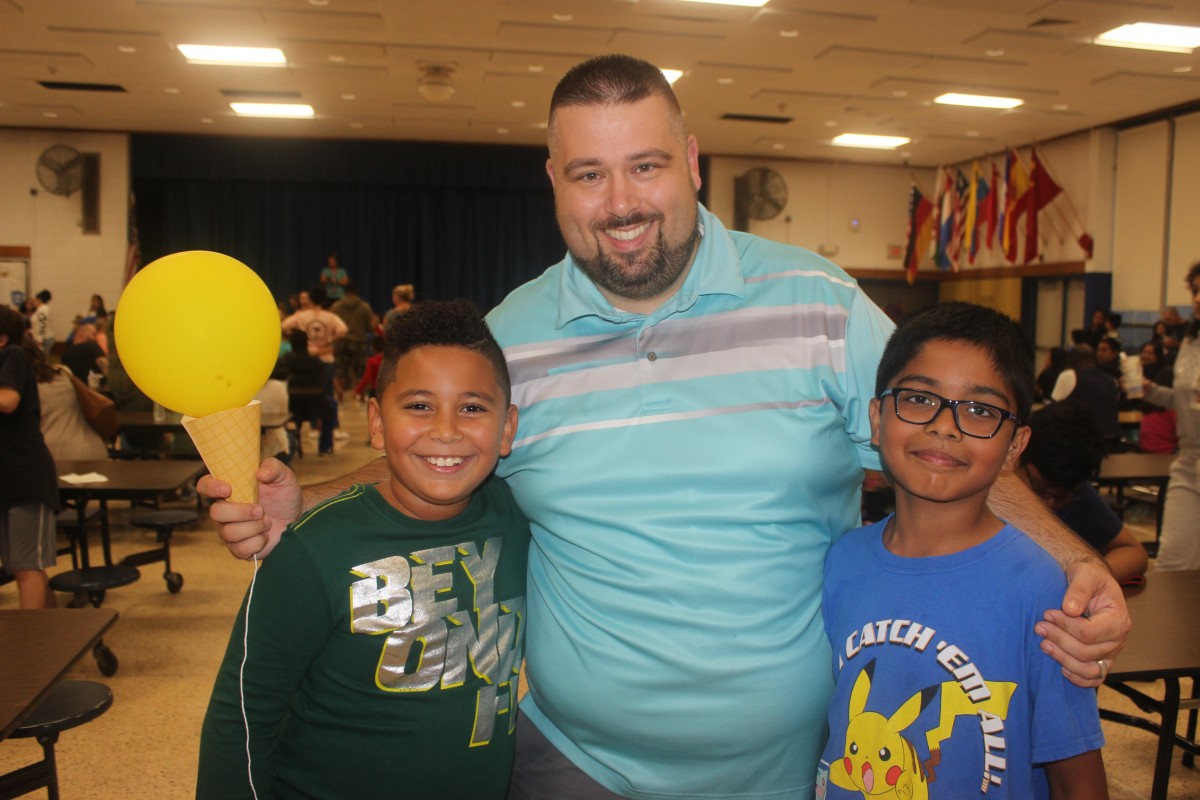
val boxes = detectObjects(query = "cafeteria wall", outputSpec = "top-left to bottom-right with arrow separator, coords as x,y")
0,128 -> 130,344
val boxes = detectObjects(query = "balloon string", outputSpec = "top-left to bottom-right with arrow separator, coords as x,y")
240,553 -> 260,800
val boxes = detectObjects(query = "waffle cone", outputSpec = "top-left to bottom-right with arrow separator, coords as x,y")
183,401 -> 262,504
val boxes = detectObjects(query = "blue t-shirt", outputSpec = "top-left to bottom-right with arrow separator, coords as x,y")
818,517 -> 1104,799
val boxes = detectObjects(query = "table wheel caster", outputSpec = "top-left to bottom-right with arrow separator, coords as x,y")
165,572 -> 184,594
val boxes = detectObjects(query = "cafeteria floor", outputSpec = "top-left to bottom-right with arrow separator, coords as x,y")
0,402 -> 1194,798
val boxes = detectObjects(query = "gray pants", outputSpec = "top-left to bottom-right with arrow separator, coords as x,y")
507,711 -> 628,800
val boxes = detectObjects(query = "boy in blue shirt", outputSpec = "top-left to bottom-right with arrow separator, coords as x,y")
818,302 -> 1107,799
198,300 -> 528,799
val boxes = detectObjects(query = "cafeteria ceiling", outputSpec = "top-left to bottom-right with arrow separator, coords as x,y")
2,0 -> 1199,167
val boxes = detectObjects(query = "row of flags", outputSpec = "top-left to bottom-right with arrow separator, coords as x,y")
903,147 -> 1094,284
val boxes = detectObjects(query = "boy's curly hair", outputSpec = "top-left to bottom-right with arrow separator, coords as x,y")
378,299 -> 510,403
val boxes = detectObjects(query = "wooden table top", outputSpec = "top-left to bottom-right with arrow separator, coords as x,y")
116,410 -> 290,431
1109,570 -> 1200,680
1098,452 -> 1176,482
0,608 -> 118,740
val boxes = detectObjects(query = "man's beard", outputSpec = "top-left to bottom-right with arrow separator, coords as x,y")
572,208 -> 701,303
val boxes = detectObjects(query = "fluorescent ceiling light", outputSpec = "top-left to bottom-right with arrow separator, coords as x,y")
676,0 -> 769,6
178,44 -> 286,67
831,133 -> 910,149
935,92 -> 1023,109
660,69 -> 684,85
1094,22 -> 1200,53
230,102 -> 314,118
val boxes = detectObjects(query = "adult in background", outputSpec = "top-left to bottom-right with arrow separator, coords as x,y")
0,307 -> 59,608
1051,344 -> 1121,446
1036,346 -> 1068,402
1018,401 -> 1149,583
29,289 -> 54,358
38,359 -> 109,462
1096,336 -> 1123,381
60,322 -> 109,382
200,54 -> 1129,800
381,283 -> 415,333
282,286 -> 347,445
319,252 -> 348,305
1144,261 -> 1200,571
330,280 -> 374,403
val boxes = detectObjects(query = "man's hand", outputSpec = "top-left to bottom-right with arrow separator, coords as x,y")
1035,559 -> 1132,688
196,458 -> 303,560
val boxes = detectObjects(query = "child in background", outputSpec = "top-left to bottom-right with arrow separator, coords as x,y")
818,302 -> 1106,799
355,333 -> 384,403
198,300 -> 528,799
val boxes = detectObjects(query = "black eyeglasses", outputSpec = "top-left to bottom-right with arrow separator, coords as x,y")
879,387 -> 1021,439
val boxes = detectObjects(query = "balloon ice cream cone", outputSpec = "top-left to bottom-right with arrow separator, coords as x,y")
183,400 -> 262,504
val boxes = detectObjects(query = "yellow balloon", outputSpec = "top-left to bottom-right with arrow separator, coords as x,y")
115,251 -> 279,418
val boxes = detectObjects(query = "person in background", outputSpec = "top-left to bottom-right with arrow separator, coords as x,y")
1036,346 -> 1068,403
0,307 -> 60,608
199,53 -> 1130,800
381,283 -> 415,333
319,252 -> 348,305
1103,311 -> 1123,345
1051,345 -> 1121,447
354,334 -> 384,404
1087,308 -> 1110,348
60,322 -> 109,382
38,358 -> 110,462
282,286 -> 348,446
1137,341 -> 1180,454
330,280 -> 374,404
252,377 -> 292,465
1143,262 -> 1200,571
29,289 -> 54,358
1019,401 -> 1149,584
274,329 -> 335,456
1096,336 -> 1123,381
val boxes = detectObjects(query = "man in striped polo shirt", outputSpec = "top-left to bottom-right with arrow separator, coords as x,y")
202,54 -> 1129,800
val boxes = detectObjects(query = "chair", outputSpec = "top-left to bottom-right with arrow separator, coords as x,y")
0,681 -> 113,800
124,509 -> 197,594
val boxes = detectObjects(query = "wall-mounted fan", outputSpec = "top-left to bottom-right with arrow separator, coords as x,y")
36,144 -> 84,196
733,166 -> 788,231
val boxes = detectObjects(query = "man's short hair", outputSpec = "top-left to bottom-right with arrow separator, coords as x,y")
548,54 -> 685,146
378,299 -> 510,404
36,289 -> 51,303
307,284 -> 327,307
1022,400 -> 1106,489
875,301 -> 1035,423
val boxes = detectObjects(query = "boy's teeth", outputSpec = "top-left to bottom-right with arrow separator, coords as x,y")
427,456 -> 464,467
608,222 -> 650,241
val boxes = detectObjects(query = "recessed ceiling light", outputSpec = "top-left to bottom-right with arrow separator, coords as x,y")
177,44 -> 286,67
986,49 -> 1005,57
200,117 -> 213,124
165,87 -> 180,94
966,130 -> 980,137
780,30 -> 799,38
661,69 -> 683,85
527,65 -> 544,73
831,133 -> 910,149
717,77 -> 734,85
772,143 -> 784,150
498,127 -> 510,134
1096,22 -> 1200,53
552,13 -> 573,21
892,90 -> 908,97
230,102 -> 314,118
679,0 -> 769,6
341,93 -> 356,100
350,122 -> 364,129
118,46 -> 136,54
1053,103 -> 1070,111
43,111 -> 58,118
824,120 -> 837,127
328,55 -> 345,63
1175,65 -> 1194,73
511,100 -> 526,108
308,0 -> 329,5
934,92 -> 1023,109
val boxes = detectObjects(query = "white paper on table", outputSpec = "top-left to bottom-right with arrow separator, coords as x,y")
59,472 -> 110,484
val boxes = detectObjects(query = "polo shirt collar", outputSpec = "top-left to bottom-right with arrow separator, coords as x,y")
554,204 -> 745,328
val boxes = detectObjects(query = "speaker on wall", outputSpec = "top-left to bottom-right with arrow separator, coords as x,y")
81,152 -> 100,234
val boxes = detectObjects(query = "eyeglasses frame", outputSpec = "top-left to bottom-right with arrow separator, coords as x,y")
878,387 -> 1022,440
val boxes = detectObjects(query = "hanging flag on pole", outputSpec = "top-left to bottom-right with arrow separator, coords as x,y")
903,182 -> 934,284
980,160 -> 999,251
935,168 -> 955,271
1024,147 -> 1063,264
123,191 -> 141,287
1002,150 -> 1030,263
964,161 -> 991,265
